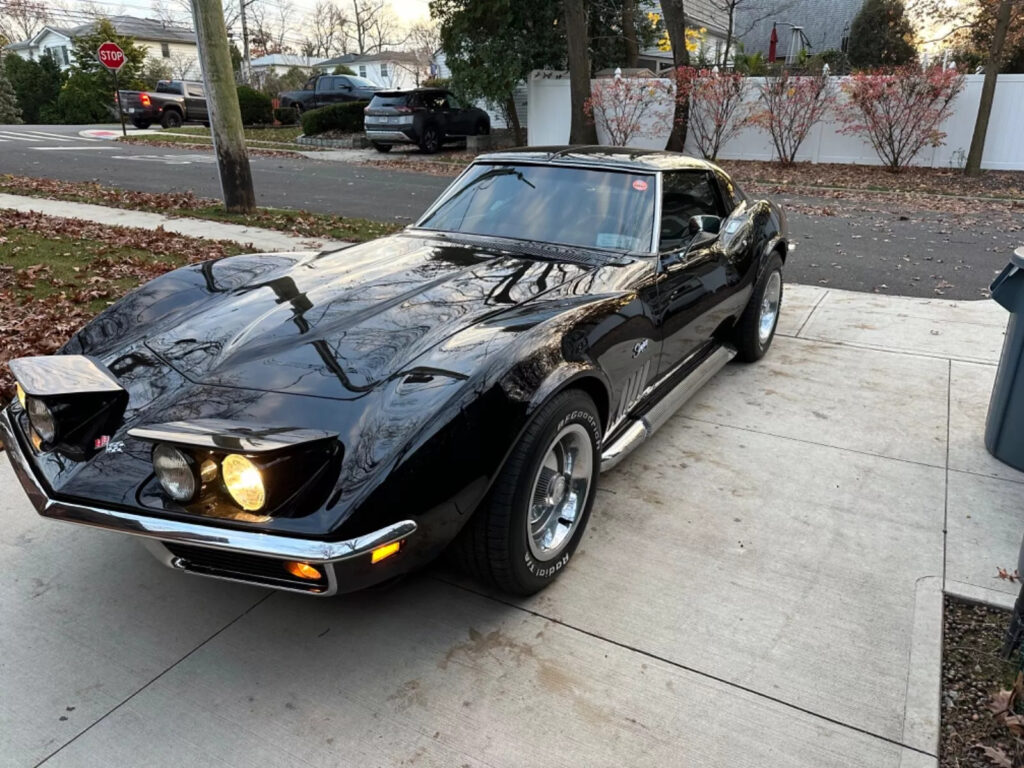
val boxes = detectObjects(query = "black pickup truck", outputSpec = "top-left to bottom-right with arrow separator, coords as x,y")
118,80 -> 208,129
278,73 -> 381,113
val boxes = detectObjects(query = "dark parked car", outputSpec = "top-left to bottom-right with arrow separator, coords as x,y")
118,80 -> 208,129
278,73 -> 381,113
3,147 -> 787,598
364,88 -> 491,153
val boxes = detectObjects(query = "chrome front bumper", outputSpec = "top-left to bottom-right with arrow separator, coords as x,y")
0,407 -> 416,596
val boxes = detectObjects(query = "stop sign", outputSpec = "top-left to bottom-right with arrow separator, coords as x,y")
97,41 -> 126,71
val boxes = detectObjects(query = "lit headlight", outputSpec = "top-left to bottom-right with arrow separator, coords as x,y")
222,454 -> 266,511
153,444 -> 198,503
26,397 -> 57,443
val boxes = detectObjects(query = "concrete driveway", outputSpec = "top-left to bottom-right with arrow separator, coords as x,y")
3,285 -> 1022,768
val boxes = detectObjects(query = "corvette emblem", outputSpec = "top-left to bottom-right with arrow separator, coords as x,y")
632,339 -> 649,358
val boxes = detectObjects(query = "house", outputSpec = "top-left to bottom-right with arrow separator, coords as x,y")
248,53 -> 327,87
317,51 -> 423,90
248,54 -> 327,78
734,0 -> 864,62
639,0 -> 733,70
2,15 -> 200,78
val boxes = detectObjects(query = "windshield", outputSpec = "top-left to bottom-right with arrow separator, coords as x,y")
369,93 -> 413,108
418,163 -> 657,253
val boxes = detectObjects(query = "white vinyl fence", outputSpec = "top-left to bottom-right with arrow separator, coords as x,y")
526,71 -> 1024,171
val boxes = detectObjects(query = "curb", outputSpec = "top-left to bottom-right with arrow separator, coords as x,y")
900,575 -> 943,767
945,579 -> 1017,611
296,134 -> 369,149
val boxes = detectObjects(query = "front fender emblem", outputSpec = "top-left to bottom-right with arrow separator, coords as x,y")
632,339 -> 649,358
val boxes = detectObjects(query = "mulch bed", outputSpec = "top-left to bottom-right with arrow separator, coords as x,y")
942,596 -> 1024,767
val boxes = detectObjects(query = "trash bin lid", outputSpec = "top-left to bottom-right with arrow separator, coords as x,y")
1014,247 -> 1024,269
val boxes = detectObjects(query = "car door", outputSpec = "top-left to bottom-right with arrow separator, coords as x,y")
184,83 -> 207,121
650,170 -> 734,376
443,92 -> 473,135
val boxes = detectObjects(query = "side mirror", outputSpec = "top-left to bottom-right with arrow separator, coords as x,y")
688,215 -> 722,236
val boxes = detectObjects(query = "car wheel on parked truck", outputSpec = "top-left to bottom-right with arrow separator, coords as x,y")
454,389 -> 601,595
160,109 -> 183,129
372,143 -> 392,153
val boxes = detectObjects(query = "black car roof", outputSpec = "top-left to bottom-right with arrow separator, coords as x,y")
374,87 -> 448,96
474,146 -> 719,173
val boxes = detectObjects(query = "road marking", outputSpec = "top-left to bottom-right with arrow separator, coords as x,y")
109,153 -> 216,165
0,132 -> 38,141
31,146 -> 120,150
23,130 -> 98,142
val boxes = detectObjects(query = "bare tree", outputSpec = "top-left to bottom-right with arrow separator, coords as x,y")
403,19 -> 439,84
348,0 -> 402,54
168,49 -> 198,78
248,0 -> 294,54
305,0 -> 349,57
0,0 -> 49,42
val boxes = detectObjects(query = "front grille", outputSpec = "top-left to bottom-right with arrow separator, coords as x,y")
163,543 -> 330,593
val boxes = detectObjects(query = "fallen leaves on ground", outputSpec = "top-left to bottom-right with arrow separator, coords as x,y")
0,174 -> 400,242
0,209 -> 246,399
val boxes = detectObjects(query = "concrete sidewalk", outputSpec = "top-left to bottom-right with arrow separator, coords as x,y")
1,208 -> 1022,766
0,193 -> 348,253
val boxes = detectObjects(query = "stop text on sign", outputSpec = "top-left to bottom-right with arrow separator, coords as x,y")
97,41 -> 126,71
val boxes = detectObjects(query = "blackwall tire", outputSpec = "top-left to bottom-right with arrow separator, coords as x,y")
454,390 -> 602,595
160,110 -> 183,129
734,252 -> 784,362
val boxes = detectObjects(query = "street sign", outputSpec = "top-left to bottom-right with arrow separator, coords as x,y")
97,41 -> 126,71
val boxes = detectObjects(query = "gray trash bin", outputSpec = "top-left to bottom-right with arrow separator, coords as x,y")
986,246 -> 1024,471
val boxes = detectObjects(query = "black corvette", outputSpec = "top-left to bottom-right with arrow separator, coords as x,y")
3,147 -> 787,597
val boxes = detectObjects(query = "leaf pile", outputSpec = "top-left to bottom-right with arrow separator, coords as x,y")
0,209 -> 247,399
719,160 -> 1024,202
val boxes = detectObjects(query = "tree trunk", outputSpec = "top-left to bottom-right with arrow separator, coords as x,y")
504,92 -> 524,146
192,0 -> 257,213
565,0 -> 597,144
721,1 -> 735,68
623,0 -> 639,68
965,0 -> 1012,176
661,0 -> 691,151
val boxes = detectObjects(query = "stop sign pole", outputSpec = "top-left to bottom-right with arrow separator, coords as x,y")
97,41 -> 127,137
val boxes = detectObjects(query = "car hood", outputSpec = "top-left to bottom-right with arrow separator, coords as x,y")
145,233 -> 598,400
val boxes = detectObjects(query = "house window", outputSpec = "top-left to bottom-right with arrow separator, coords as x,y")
380,62 -> 389,79
358,64 -> 367,78
58,46 -> 69,66
161,42 -> 171,58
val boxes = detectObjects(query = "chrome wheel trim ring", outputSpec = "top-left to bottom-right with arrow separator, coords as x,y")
758,271 -> 782,346
527,423 -> 593,562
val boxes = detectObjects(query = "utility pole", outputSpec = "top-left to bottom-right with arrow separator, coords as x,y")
239,0 -> 251,84
192,0 -> 257,212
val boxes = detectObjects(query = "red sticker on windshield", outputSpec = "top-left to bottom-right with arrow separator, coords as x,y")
632,179 -> 648,191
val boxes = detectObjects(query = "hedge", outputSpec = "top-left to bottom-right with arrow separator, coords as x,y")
236,85 -> 273,126
300,101 -> 368,136
273,106 -> 298,125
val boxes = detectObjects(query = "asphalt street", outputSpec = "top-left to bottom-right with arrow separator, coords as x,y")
1,123 -> 1019,300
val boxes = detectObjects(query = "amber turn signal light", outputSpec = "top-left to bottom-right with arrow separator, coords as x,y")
285,561 -> 322,581
371,541 -> 401,564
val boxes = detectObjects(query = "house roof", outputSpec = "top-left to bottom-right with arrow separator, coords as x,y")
7,15 -> 196,50
734,0 -> 864,58
319,50 -> 419,67
250,53 -> 327,69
